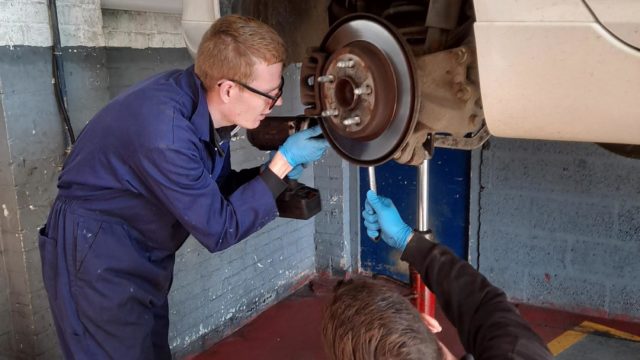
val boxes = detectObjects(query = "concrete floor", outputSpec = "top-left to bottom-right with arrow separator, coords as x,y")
190,277 -> 640,360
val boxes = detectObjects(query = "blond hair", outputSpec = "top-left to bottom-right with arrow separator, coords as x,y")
195,14 -> 286,90
322,277 -> 442,360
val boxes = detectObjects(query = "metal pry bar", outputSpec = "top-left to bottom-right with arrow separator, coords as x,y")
367,166 -> 380,242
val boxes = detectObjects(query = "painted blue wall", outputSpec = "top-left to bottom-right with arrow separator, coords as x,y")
360,148 -> 471,282
430,149 -> 471,259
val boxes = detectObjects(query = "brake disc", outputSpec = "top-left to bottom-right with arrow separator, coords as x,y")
302,14 -> 419,165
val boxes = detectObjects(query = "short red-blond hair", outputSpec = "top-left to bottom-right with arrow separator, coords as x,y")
195,14 -> 286,90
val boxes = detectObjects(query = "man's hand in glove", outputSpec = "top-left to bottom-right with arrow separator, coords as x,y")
362,190 -> 413,250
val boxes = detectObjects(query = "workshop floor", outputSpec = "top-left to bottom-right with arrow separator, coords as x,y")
191,277 -> 640,360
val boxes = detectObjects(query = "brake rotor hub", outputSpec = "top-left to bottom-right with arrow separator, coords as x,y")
319,41 -> 397,141
300,14 -> 418,166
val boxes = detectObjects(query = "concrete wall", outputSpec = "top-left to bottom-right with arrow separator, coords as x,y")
0,45 -> 68,360
0,247 -> 9,359
471,138 -> 640,321
0,2 -> 329,359
0,2 -> 99,357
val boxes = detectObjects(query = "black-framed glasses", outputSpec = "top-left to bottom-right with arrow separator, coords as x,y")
230,76 -> 284,110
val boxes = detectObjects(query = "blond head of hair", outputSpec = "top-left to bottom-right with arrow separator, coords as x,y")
195,14 -> 286,90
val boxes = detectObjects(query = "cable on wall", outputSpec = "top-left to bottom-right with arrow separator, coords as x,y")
47,0 -> 76,147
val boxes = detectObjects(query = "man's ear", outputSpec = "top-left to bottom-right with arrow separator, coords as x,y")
420,313 -> 442,333
218,80 -> 235,104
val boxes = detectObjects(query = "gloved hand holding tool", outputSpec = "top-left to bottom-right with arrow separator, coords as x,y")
362,190 -> 413,250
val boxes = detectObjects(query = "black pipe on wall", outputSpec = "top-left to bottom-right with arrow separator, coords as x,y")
48,0 -> 76,146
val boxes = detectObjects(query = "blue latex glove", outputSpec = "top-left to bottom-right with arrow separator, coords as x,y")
287,163 -> 304,180
362,190 -> 413,250
278,126 -> 329,168
263,151 -> 304,180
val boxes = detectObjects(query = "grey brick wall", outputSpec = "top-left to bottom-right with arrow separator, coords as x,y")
472,138 -> 640,320
102,9 -> 184,48
313,151 -> 360,276
169,211 -> 316,358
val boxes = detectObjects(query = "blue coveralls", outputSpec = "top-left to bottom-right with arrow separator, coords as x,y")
38,66 -> 281,359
